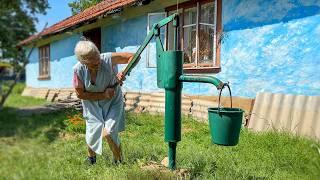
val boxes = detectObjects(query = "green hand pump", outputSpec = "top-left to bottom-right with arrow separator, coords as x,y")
122,13 -> 227,170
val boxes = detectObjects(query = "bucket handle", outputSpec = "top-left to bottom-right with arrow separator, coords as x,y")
218,82 -> 233,114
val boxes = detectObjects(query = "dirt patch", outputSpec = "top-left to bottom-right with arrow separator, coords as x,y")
140,157 -> 191,178
182,127 -> 194,133
58,132 -> 84,140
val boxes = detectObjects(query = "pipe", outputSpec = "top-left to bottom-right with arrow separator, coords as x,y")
179,75 -> 225,90
168,142 -> 177,170
166,15 -> 180,171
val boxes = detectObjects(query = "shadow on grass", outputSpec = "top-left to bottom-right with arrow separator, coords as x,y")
0,107 -> 71,142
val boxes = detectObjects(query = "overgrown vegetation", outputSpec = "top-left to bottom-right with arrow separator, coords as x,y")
65,112 -> 86,133
0,86 -> 319,179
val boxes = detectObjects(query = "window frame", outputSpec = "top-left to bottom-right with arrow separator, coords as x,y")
38,44 -> 50,80
166,0 -> 222,74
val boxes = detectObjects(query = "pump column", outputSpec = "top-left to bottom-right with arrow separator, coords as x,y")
164,16 -> 182,170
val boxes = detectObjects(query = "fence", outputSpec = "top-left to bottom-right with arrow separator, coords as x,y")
249,92 -> 320,140
22,87 -> 320,140
22,87 -> 253,122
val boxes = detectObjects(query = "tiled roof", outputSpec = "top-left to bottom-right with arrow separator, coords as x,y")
19,0 -> 138,46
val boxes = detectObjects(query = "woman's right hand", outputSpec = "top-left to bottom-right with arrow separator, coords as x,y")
104,88 -> 115,99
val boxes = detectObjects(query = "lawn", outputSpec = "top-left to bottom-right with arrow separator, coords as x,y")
1,82 -> 47,108
0,85 -> 319,179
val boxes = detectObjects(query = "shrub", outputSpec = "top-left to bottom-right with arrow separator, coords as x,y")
64,112 -> 85,133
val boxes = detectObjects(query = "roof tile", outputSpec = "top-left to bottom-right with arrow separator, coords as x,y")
19,0 -> 138,46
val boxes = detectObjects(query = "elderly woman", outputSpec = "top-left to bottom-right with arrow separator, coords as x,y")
73,40 -> 133,165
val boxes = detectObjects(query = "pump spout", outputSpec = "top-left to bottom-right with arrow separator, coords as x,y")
179,74 -> 225,90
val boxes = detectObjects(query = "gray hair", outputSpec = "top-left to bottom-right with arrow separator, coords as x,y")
74,40 -> 100,63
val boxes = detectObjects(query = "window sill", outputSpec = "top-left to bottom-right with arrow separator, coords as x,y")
38,75 -> 51,80
183,67 -> 221,74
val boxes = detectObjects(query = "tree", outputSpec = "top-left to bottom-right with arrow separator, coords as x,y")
0,0 -> 49,109
68,0 -> 152,15
0,0 -> 49,59
68,0 -> 103,15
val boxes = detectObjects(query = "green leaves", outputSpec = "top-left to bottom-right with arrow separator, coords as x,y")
0,0 -> 49,59
68,0 -> 103,15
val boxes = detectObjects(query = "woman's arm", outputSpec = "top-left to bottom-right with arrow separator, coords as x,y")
111,52 -> 141,83
73,72 -> 114,100
111,52 -> 134,65
75,87 -> 115,101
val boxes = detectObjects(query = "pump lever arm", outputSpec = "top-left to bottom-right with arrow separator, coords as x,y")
122,31 -> 153,76
122,13 -> 178,76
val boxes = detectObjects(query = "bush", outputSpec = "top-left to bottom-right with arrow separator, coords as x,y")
64,111 -> 86,133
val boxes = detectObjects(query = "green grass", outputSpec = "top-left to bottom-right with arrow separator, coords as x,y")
0,108 -> 319,179
0,61 -> 12,68
1,82 -> 47,108
0,87 -> 319,179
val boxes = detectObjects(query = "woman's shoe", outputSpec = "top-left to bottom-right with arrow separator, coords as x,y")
112,151 -> 123,165
112,158 -> 122,165
86,156 -> 96,165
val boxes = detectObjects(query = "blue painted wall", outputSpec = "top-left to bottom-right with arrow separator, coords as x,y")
101,15 -> 160,92
26,0 -> 320,98
216,0 -> 320,97
26,34 -> 81,88
101,0 -> 320,97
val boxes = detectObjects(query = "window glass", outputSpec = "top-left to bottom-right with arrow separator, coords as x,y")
183,7 -> 197,65
39,45 -> 50,77
200,2 -> 215,25
183,7 -> 197,25
183,26 -> 196,65
166,0 -> 219,71
199,25 -> 214,65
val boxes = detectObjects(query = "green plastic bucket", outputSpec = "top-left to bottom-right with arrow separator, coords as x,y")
208,107 -> 244,146
208,83 -> 244,146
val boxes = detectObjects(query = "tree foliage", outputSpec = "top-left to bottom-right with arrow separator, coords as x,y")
0,0 -> 49,60
0,0 -> 49,109
68,0 -> 103,15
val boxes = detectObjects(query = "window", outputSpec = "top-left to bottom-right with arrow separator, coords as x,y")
166,0 -> 222,73
83,27 -> 101,52
147,12 -> 166,68
38,45 -> 50,79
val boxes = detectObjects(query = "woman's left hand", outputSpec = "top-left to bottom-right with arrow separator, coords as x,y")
116,71 -> 126,85
104,88 -> 115,99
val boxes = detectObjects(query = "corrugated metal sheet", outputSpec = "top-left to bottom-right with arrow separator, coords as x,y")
124,92 -> 192,115
191,99 -> 218,122
248,92 -> 320,139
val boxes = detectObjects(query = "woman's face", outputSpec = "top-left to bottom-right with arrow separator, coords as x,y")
83,54 -> 101,71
